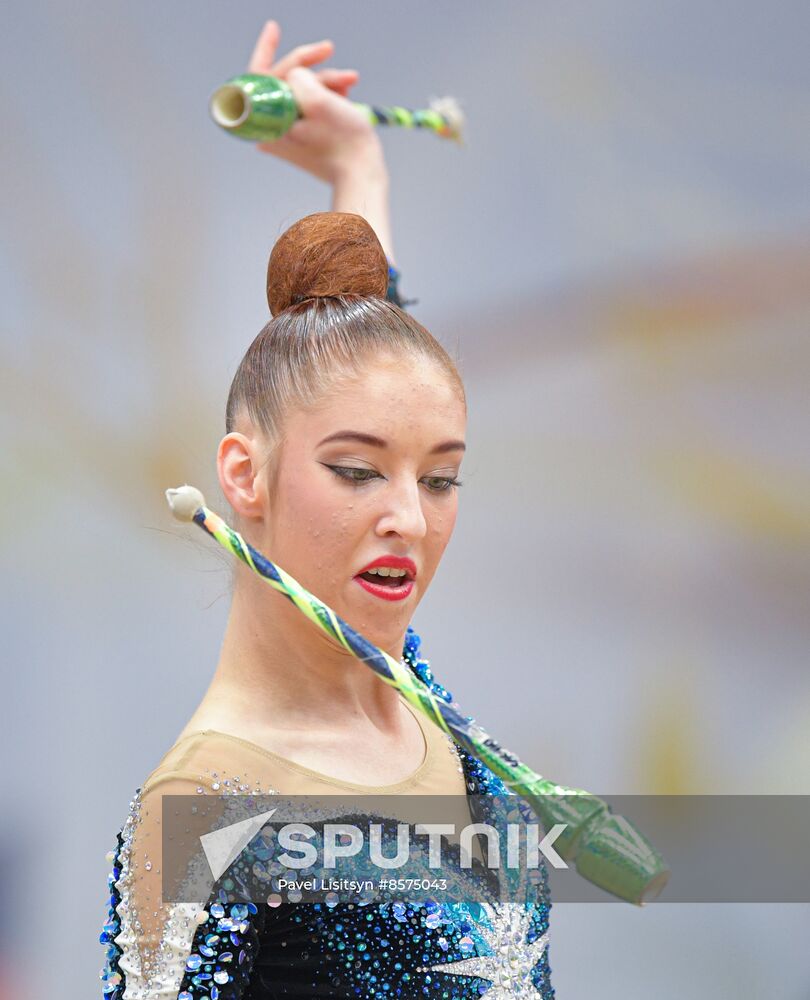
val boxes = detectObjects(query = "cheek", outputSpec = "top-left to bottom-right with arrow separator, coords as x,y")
425,499 -> 458,565
271,472 -> 366,583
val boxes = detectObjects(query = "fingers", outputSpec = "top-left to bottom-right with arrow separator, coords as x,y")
286,66 -> 368,127
271,39 -> 334,78
285,64 -> 357,123
316,68 -> 359,96
284,65 -> 329,111
247,20 -> 281,74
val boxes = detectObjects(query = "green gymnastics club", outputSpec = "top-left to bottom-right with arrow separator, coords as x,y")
210,73 -> 465,144
166,484 -> 670,905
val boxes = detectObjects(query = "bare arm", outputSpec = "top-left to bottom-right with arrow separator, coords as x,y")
330,142 -> 395,265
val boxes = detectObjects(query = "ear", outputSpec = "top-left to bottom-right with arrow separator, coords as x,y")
217,432 -> 267,519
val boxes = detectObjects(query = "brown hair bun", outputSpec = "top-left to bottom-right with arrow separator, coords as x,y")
266,211 -> 389,316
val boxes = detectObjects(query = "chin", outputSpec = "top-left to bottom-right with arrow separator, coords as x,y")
340,595 -> 412,656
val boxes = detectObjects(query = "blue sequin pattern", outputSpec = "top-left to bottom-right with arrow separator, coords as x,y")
402,626 -> 455,705
99,831 -> 126,996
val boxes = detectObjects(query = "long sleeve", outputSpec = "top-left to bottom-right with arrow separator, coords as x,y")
100,775 -> 265,999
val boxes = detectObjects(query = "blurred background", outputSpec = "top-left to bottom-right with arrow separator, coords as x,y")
2,1 -> 809,996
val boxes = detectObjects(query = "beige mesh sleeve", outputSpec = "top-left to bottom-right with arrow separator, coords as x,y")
110,773 -> 229,998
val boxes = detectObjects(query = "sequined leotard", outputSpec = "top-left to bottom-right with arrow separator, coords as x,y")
99,702 -> 555,999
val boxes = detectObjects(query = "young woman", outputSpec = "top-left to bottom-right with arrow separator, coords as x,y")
100,21 -> 554,1000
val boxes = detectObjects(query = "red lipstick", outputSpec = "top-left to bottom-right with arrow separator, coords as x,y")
354,555 -> 417,602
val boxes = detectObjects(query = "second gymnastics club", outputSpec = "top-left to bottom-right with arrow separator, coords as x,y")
166,484 -> 670,905
210,73 -> 464,144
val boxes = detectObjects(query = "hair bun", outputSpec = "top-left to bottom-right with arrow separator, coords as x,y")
266,211 -> 389,316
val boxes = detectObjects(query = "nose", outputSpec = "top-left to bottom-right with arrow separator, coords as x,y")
374,476 -> 428,544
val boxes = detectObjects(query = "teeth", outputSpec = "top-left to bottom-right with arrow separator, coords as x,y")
366,567 -> 408,578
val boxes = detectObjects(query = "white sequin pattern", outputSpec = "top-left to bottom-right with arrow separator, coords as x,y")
104,770 -> 274,998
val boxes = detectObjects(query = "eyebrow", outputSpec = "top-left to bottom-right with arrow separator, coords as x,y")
317,430 -> 466,454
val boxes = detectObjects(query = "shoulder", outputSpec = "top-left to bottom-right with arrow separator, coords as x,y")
140,729 -> 271,799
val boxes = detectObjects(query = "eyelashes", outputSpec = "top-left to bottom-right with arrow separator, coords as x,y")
325,465 -> 379,484
421,474 -> 463,493
322,464 -> 462,494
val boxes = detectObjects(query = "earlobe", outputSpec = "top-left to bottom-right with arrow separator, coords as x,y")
217,432 -> 264,518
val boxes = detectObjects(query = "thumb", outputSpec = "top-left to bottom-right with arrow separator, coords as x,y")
286,65 -> 340,116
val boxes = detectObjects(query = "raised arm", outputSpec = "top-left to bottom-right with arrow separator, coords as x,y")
245,20 -> 396,266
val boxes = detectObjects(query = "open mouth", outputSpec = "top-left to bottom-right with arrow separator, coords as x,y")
354,561 -> 416,602
358,569 -> 410,587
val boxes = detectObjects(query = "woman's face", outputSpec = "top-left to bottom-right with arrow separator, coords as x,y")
252,353 -> 466,653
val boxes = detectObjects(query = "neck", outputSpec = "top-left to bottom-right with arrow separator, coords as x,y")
201,569 -> 408,737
